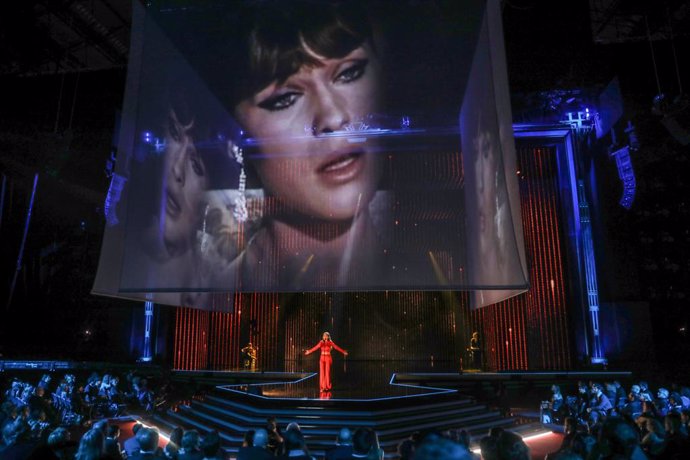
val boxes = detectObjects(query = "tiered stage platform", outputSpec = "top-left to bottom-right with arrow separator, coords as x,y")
154,362 -> 581,457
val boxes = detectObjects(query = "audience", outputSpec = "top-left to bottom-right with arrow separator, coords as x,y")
179,429 -> 203,460
6,371 -> 690,459
165,426 -> 184,459
278,428 -> 314,460
200,430 -> 224,460
325,427 -> 353,460
414,433 -> 472,460
46,426 -> 76,459
396,432 -> 417,460
128,427 -> 160,460
124,422 -> 143,456
351,427 -> 374,459
266,417 -> 283,456
74,428 -> 105,460
238,428 -> 273,460
105,424 -> 123,459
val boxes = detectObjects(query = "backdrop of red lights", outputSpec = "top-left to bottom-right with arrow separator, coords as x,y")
467,146 -> 571,371
173,146 -> 573,371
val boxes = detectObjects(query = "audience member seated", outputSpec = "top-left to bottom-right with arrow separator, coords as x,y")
396,433 -> 416,460
165,426 -> 184,459
614,381 -> 628,410
623,385 -> 644,420
286,422 -> 301,432
325,427 -> 353,460
663,412 -> 690,458
238,428 -> 273,460
681,409 -> 690,433
0,401 -> 17,430
397,441 -> 414,460
241,430 -> 255,449
74,428 -> 106,460
456,430 -> 480,460
351,427 -> 374,459
0,418 -> 37,460
179,429 -> 203,460
46,426 -> 77,460
545,417 -> 578,459
478,435 -> 498,460
265,417 -> 283,456
496,430 -> 529,460
200,430 -> 224,460
124,422 -> 143,456
413,433 -> 472,460
640,418 -> 665,457
586,383 -> 613,424
277,428 -> 314,460
589,417 -> 646,460
105,424 -> 124,460
128,427 -> 160,460
549,385 -> 565,422
639,382 -> 653,403
368,428 -> 384,460
656,388 -> 671,417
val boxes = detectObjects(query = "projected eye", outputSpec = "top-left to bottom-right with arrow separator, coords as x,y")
335,59 -> 368,84
258,92 -> 301,111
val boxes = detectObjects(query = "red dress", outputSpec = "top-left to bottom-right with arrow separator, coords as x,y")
306,340 -> 346,391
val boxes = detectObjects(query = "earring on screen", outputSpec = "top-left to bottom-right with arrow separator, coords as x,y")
230,142 -> 248,223
200,204 -> 211,253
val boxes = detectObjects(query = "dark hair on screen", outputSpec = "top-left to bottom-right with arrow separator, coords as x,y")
164,80 -> 242,190
226,0 -> 373,107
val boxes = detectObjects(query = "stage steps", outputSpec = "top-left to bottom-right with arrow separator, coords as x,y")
149,388 -> 522,458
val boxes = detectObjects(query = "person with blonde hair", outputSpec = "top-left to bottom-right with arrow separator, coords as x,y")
305,332 -> 348,392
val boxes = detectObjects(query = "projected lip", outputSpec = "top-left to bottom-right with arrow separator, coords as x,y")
316,150 -> 365,185
165,190 -> 181,219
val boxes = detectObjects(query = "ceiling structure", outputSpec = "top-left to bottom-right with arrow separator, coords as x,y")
590,0 -> 690,44
0,0 -> 131,76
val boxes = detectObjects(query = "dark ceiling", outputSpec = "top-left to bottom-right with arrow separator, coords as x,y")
0,0 -> 131,76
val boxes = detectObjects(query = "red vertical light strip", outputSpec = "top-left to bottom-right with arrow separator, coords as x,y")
174,309 -> 180,369
544,154 -> 560,367
183,309 -> 189,370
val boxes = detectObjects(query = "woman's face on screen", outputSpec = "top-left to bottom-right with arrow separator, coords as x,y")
235,44 -> 382,221
162,111 -> 209,256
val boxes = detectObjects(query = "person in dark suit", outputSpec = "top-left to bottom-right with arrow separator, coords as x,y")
237,428 -> 273,460
325,428 -> 353,460
127,427 -> 161,460
199,430 -> 224,460
178,430 -> 204,460
105,424 -> 124,459
124,423 -> 143,457
277,429 -> 314,460
350,428 -> 373,459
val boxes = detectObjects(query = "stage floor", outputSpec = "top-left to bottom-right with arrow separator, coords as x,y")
218,372 -> 455,401
216,360 -> 458,401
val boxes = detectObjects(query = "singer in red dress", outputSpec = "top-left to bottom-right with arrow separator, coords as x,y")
304,332 -> 348,392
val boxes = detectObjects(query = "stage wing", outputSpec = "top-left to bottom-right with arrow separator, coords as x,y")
92,0 -> 528,309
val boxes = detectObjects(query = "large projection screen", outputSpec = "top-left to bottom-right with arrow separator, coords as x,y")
93,0 -> 528,309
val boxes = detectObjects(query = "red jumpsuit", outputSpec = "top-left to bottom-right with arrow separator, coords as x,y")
306,340 -> 346,391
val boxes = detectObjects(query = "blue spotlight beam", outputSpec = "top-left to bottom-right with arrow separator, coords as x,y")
6,173 -> 39,311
